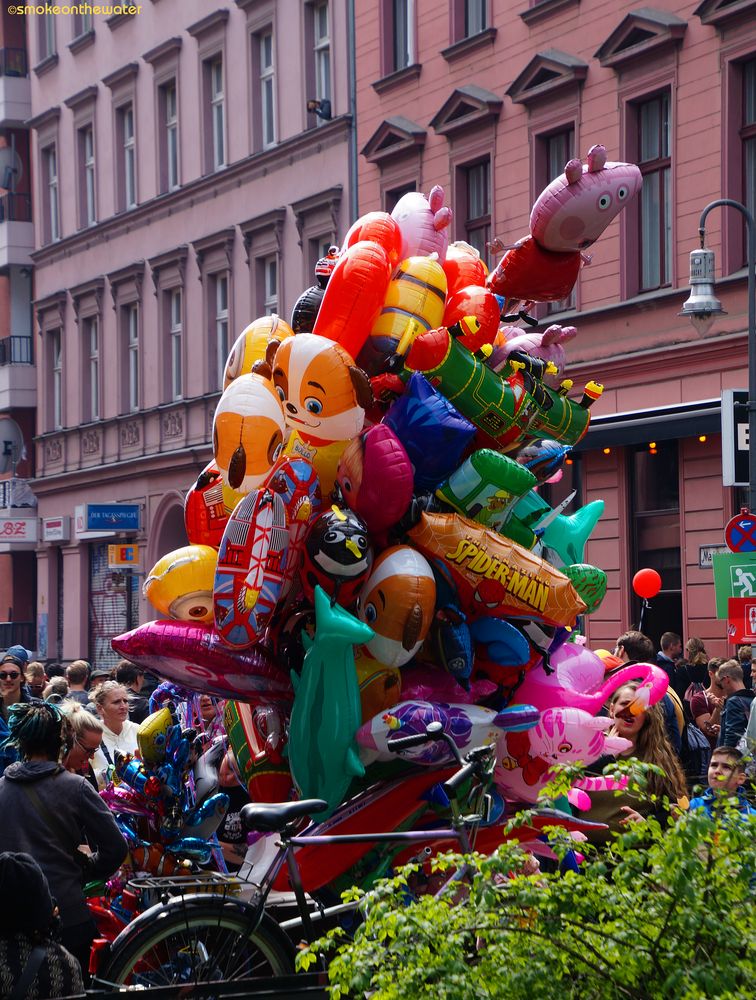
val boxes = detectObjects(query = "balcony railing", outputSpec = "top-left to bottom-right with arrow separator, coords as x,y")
0,193 -> 31,223
0,48 -> 28,78
0,336 -> 33,365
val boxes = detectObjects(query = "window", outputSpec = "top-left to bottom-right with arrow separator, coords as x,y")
392,0 -> 412,72
214,274 -> 229,390
43,144 -> 60,243
39,14 -> 56,61
84,316 -> 99,421
462,159 -> 491,261
743,59 -> 756,233
78,125 -> 96,227
168,288 -> 182,401
50,329 -> 62,430
262,254 -> 278,314
73,11 -> 93,37
117,103 -> 137,209
161,79 -> 179,191
384,181 -> 417,213
124,303 -> 139,412
637,92 -> 671,291
464,0 -> 486,36
313,2 -> 331,117
209,57 -> 225,168
260,33 -> 276,148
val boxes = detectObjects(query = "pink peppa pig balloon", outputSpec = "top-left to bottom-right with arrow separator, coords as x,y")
391,186 -> 452,261
490,324 -> 577,387
529,144 -> 642,253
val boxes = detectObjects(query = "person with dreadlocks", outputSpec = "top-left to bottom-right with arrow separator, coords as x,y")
0,702 -> 126,979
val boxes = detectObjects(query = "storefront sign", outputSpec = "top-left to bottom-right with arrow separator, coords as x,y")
108,544 -> 140,569
713,551 -> 756,618
0,515 -> 37,543
75,503 -> 141,539
42,516 -> 70,543
721,389 -> 749,487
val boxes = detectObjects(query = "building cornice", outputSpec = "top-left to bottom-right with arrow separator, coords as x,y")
64,85 -> 98,112
102,62 -> 139,90
143,36 -> 182,66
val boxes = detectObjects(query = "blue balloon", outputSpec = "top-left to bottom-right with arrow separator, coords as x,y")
469,618 -> 531,667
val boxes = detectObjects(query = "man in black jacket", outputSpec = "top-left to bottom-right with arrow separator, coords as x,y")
716,660 -> 756,749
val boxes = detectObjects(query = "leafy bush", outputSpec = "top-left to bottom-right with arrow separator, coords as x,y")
298,769 -> 756,999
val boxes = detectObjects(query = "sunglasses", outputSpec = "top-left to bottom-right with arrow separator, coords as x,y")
75,736 -> 102,758
0,671 -> 21,681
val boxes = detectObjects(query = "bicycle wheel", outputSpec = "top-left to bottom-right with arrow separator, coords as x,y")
100,899 -> 295,987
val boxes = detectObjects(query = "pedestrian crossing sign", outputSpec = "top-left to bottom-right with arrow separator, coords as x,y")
712,551 -> 756,618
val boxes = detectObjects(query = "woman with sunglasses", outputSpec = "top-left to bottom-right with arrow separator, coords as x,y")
61,703 -> 104,791
0,647 -> 38,778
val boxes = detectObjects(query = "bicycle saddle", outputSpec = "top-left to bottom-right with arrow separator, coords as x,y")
241,799 -> 328,833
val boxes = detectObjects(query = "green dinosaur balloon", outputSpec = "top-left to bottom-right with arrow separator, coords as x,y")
288,585 -> 374,816
561,564 -> 607,615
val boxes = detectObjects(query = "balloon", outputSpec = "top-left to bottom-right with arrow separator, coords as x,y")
300,505 -> 373,607
335,424 -> 413,542
442,241 -> 487,297
288,585 -> 374,815
390,185 -> 452,261
632,568 -> 662,600
223,315 -> 294,389
529,144 -> 642,253
136,706 -> 175,766
357,546 -> 436,667
111,619 -> 294,702
212,373 -> 286,494
494,707 -> 632,804
290,284 -> 325,333
224,700 -> 292,803
341,211 -> 402,266
357,700 -> 539,767
181,792 -> 230,840
409,512 -> 587,627
264,454 -> 323,599
400,663 -> 498,705
383,372 -> 476,491
562,564 -> 607,615
128,843 -> 189,876
313,240 -> 392,360
213,489 -> 289,648
184,460 -> 246,549
359,255 -> 447,375
354,649 -> 402,721
515,438 -> 571,484
442,286 -> 500,352
486,235 -> 581,303
490,324 -> 577,387
143,545 -> 217,624
513,491 -> 604,567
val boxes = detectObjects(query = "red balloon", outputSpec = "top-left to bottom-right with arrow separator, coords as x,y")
632,568 -> 662,600
486,235 -> 581,303
442,243 -> 487,297
342,212 -> 402,267
442,285 -> 500,352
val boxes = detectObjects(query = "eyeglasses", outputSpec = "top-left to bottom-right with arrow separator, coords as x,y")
75,736 -> 102,758
0,671 -> 21,681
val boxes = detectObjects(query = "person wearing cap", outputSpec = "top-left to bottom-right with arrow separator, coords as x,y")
0,647 -> 37,778
0,851 -> 84,998
84,668 -> 112,716
0,702 -> 127,976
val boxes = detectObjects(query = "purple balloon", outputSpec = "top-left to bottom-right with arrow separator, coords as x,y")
111,620 -> 293,703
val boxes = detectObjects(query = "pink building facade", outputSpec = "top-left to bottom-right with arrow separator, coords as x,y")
354,0 -> 756,655
29,2 -> 354,666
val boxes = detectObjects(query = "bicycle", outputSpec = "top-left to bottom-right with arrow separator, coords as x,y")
93,722 -> 499,987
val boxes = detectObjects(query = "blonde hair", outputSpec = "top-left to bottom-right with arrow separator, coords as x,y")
93,680 -> 129,712
610,684 -> 688,801
61,701 -> 103,738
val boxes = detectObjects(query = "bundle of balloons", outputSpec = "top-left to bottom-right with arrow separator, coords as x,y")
101,702 -> 230,875
112,144 -> 670,849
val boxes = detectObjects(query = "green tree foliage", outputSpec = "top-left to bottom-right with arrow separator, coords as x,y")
298,772 -> 756,999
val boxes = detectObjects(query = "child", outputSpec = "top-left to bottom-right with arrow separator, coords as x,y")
688,747 -> 756,819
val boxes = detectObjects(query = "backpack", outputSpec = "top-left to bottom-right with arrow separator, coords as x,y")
679,699 -> 711,788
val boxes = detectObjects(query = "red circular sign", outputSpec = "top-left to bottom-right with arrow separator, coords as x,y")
725,510 -> 756,553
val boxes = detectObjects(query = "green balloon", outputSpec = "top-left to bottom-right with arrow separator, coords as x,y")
562,564 -> 607,615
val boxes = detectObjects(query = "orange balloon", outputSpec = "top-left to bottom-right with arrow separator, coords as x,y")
342,212 -> 402,267
442,242 -> 488,297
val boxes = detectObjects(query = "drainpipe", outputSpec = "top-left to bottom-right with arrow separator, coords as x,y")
346,0 -> 358,223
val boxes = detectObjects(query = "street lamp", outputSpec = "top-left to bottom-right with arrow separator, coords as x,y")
679,199 -> 756,514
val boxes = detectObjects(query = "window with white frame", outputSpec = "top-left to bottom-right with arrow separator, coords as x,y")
464,0 -> 486,36
81,125 -> 96,226
260,32 -> 276,148
125,303 -> 139,411
314,2 -> 331,114
392,0 -> 412,72
51,329 -> 62,430
164,80 -> 179,190
84,316 -> 99,421
169,288 -> 182,400
263,254 -> 278,314
119,103 -> 137,209
215,273 -> 229,389
637,91 -> 671,291
209,57 -> 225,169
43,144 -> 60,242
39,14 -> 56,61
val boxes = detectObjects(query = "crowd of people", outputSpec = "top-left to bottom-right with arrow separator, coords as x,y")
0,633 -> 754,997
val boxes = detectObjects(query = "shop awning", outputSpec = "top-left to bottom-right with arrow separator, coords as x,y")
574,398 -> 722,451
